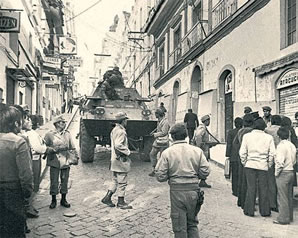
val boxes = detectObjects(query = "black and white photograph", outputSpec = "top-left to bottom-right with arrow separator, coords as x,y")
0,0 -> 298,237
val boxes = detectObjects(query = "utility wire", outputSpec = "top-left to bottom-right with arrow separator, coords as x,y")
66,0 -> 102,23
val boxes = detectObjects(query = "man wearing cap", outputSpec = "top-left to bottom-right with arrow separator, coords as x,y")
101,112 -> 132,209
155,122 -> 210,238
193,114 -> 217,188
244,106 -> 252,115
148,108 -> 170,177
44,116 -> 78,209
262,106 -> 272,126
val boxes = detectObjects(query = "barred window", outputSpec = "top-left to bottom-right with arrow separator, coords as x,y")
287,0 -> 296,46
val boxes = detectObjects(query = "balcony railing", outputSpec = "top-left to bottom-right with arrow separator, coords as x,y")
212,0 -> 238,29
181,21 -> 208,56
169,46 -> 182,68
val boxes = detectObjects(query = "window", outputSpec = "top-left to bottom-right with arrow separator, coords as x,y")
19,92 -> 23,105
192,1 -> 202,26
287,0 -> 296,46
9,33 -> 19,56
29,33 -> 33,55
159,45 -> 165,75
0,88 -> 3,102
174,25 -> 181,49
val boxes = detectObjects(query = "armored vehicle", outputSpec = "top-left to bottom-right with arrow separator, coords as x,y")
79,68 -> 157,163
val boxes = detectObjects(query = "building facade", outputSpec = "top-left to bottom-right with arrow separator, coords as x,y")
115,0 -> 298,142
0,0 -> 77,123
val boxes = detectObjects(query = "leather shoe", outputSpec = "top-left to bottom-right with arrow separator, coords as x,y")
60,199 -> 71,208
271,207 -> 279,212
49,200 -> 57,209
148,171 -> 155,177
26,206 -> 39,218
117,202 -> 133,210
273,220 -> 289,225
199,181 -> 211,188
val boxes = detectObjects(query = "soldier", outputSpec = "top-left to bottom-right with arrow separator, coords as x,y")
101,112 -> 133,209
44,116 -> 78,209
155,123 -> 210,238
148,108 -> 170,177
193,114 -> 217,188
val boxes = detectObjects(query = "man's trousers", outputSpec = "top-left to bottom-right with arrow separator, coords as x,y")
276,171 -> 294,224
170,184 -> 199,238
109,172 -> 128,197
50,167 -> 70,195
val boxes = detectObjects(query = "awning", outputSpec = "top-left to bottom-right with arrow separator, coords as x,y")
254,51 -> 298,76
6,67 -> 35,88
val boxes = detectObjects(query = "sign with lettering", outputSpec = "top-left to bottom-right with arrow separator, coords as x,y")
43,56 -> 61,69
0,11 -> 21,33
277,69 -> 298,89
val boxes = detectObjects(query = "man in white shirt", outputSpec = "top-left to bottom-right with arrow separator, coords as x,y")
274,127 -> 296,225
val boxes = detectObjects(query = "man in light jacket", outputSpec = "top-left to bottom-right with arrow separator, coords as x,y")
101,112 -> 132,209
155,123 -> 210,238
149,108 -> 170,177
239,118 -> 275,217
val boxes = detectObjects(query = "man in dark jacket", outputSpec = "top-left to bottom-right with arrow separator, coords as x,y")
184,109 -> 199,144
225,117 -> 243,196
155,123 -> 210,238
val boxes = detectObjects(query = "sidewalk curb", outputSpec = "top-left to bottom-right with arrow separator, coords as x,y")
209,158 -> 225,169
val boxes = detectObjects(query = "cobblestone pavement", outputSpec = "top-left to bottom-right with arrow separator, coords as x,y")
27,116 -> 298,238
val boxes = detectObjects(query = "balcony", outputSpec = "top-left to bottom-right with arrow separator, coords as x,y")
155,65 -> 164,80
169,46 -> 182,69
212,0 -> 238,29
181,21 -> 208,56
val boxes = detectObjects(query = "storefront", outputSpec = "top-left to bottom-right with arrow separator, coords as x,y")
276,68 -> 298,121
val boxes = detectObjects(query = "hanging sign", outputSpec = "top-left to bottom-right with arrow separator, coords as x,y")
0,11 -> 21,33
59,37 -> 77,55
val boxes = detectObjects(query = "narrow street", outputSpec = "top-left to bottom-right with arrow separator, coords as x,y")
27,115 -> 298,238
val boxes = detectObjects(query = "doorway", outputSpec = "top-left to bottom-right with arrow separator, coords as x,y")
190,66 -> 202,114
172,81 -> 180,123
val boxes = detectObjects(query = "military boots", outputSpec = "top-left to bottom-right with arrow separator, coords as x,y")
101,190 -> 115,207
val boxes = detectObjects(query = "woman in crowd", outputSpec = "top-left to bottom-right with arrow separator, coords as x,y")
226,117 -> 243,196
274,127 -> 296,225
239,118 -> 275,217
264,115 -> 282,212
233,113 -> 254,208
0,104 -> 33,237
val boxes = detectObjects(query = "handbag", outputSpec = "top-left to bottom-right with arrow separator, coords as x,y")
224,158 -> 230,179
68,150 -> 79,165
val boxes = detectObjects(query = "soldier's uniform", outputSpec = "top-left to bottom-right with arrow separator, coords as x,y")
155,123 -> 210,238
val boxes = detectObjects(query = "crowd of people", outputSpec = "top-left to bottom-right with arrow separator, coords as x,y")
0,103 -> 78,237
226,106 -> 298,225
2,99 -> 298,237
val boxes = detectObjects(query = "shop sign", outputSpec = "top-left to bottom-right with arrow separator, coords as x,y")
45,84 -> 59,89
59,37 -> 77,55
277,69 -> 298,89
65,56 -> 83,67
0,11 -> 21,33
43,56 -> 61,69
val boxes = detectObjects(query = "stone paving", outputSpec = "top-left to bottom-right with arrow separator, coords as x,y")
27,115 -> 298,238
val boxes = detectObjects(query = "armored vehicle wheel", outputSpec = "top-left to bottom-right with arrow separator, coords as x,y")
139,136 -> 154,162
80,118 -> 95,163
